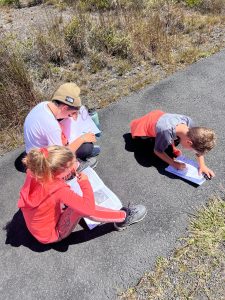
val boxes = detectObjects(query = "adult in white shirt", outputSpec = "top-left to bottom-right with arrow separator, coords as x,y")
24,83 -> 100,162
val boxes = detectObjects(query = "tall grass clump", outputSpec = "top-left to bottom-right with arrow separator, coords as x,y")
33,14 -> 69,66
90,24 -> 132,58
0,40 -> 38,131
77,0 -> 111,11
64,15 -> 90,57
111,2 -> 184,64
29,13 -> 73,82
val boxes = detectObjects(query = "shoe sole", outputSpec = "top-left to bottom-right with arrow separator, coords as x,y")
114,210 -> 147,231
77,160 -> 98,172
91,160 -> 98,169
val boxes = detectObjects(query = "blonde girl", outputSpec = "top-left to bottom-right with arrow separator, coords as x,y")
18,146 -> 146,244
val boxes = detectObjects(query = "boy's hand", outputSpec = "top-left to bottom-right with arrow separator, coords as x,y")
77,172 -> 88,182
198,166 -> 215,179
82,132 -> 96,143
172,160 -> 186,170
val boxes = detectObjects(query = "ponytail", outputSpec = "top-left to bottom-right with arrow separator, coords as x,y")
23,146 -> 74,182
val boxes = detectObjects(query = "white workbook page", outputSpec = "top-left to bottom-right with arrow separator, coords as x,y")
165,155 -> 206,185
67,167 -> 122,229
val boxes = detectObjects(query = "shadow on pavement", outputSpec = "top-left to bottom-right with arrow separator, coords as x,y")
14,151 -> 27,173
4,210 -> 114,253
123,133 -> 198,188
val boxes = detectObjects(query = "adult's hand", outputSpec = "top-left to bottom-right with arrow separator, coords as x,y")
82,132 -> 96,143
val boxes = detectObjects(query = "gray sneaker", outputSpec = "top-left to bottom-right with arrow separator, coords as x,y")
77,157 -> 98,172
114,204 -> 147,231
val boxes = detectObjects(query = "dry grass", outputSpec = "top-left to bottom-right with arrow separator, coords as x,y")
1,0 -> 225,154
120,196 -> 225,300
0,38 -> 39,130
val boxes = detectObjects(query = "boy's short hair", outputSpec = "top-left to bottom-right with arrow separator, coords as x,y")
187,127 -> 216,155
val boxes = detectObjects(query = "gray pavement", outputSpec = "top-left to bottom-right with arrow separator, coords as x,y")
1,50 -> 225,300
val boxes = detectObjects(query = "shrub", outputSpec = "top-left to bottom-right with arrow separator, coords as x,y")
185,0 -> 202,7
127,9 -> 174,64
90,25 -> 132,58
115,59 -> 132,76
88,51 -> 108,73
65,16 -> 89,56
0,0 -> 17,4
31,14 -> 69,69
78,0 -> 111,11
184,0 -> 225,12
0,0 -> 20,6
35,33 -> 65,65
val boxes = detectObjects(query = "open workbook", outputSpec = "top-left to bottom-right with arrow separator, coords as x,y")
165,155 -> 206,185
60,106 -> 101,142
68,167 -> 122,229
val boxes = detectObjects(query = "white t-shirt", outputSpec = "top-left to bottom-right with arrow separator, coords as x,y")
24,101 -> 63,153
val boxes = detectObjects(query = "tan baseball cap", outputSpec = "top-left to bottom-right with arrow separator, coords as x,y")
51,83 -> 81,108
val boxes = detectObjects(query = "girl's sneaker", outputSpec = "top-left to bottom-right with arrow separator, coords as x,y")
114,204 -> 147,231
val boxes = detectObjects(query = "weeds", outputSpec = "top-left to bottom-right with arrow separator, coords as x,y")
91,25 -> 132,58
184,0 -> 225,13
64,16 -> 89,56
185,0 -> 203,8
0,38 -> 39,154
34,13 -> 68,65
0,39 -> 38,130
0,0 -> 20,6
120,196 -> 225,299
1,0 -> 225,153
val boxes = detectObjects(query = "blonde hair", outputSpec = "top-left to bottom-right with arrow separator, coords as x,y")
23,145 -> 74,182
187,127 -> 216,154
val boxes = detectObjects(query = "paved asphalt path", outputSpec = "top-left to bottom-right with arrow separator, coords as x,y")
1,50 -> 225,300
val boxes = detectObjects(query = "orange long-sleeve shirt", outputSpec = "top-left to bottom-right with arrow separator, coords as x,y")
18,172 -> 125,244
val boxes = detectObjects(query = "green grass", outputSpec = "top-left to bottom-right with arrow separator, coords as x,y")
120,196 -> 225,299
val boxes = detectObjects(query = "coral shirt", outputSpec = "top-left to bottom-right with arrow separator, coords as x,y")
18,172 -> 125,244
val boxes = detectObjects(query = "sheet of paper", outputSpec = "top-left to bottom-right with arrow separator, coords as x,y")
67,167 -> 122,229
81,166 -> 105,192
60,106 -> 101,143
165,155 -> 206,185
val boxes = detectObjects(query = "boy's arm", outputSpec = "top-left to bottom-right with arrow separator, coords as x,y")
154,150 -> 186,170
195,154 -> 215,178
